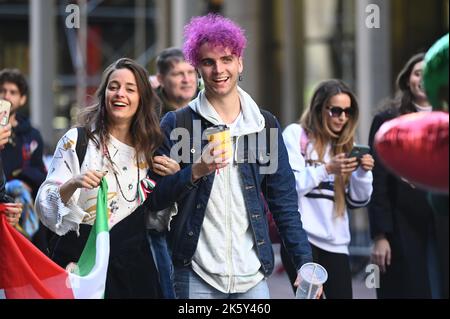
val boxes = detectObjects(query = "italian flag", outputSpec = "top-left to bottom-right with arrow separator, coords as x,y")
0,178 -> 110,299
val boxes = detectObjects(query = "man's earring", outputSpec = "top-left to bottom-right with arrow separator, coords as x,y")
239,74 -> 243,81
197,72 -> 203,89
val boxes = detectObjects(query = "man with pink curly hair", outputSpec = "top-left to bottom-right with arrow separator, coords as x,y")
183,14 -> 247,69
146,14 -> 312,299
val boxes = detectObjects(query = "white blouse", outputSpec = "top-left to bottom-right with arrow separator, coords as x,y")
35,128 -> 149,236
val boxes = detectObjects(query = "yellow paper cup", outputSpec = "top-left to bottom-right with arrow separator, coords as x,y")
205,125 -> 232,160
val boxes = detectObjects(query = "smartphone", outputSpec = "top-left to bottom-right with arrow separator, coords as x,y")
0,99 -> 11,127
347,144 -> 370,159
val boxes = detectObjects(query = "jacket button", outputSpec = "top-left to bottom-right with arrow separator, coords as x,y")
196,204 -> 202,209
188,231 -> 194,236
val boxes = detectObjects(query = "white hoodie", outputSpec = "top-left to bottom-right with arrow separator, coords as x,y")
189,87 -> 267,293
283,123 -> 373,254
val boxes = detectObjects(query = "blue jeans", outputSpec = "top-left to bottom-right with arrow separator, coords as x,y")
174,266 -> 270,299
147,230 -> 176,299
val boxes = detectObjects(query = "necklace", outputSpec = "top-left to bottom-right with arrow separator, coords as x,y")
103,142 -> 140,203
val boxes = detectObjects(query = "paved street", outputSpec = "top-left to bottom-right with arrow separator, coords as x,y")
267,244 -> 377,299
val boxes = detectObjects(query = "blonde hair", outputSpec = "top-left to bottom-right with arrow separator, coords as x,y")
300,79 -> 359,216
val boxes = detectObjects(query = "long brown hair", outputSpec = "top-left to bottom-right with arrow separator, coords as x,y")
77,58 -> 163,169
300,79 -> 359,216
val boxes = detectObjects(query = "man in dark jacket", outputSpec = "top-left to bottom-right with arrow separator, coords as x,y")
0,69 -> 47,197
154,47 -> 198,117
0,69 -> 47,247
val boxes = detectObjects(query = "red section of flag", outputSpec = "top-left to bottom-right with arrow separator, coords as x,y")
0,213 -> 74,299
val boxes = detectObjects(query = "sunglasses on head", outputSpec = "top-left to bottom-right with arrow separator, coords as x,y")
327,106 -> 354,118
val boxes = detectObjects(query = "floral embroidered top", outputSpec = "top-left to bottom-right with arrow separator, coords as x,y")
35,128 -> 153,236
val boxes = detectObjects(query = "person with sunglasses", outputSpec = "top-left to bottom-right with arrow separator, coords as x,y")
282,79 -> 374,299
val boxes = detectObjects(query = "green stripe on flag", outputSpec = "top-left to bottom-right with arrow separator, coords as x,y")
77,177 -> 109,276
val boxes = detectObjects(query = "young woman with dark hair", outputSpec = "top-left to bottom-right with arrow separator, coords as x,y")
35,58 -> 176,298
368,53 -> 448,299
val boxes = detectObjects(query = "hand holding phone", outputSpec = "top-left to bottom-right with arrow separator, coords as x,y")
347,144 -> 370,159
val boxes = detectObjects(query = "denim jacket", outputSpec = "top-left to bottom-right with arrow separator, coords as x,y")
146,108 -> 312,276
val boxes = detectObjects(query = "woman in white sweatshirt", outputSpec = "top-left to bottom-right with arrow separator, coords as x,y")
282,79 -> 374,299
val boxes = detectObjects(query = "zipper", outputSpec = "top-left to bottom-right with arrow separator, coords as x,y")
225,164 -> 235,292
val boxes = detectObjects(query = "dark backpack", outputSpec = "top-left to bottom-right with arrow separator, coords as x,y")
75,127 -> 88,168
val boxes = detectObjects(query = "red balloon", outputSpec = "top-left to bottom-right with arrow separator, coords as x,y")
374,111 -> 449,193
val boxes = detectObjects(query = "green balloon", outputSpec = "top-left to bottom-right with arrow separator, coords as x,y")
423,33 -> 449,110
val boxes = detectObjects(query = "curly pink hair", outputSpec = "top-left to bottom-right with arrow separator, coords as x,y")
183,14 -> 247,68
